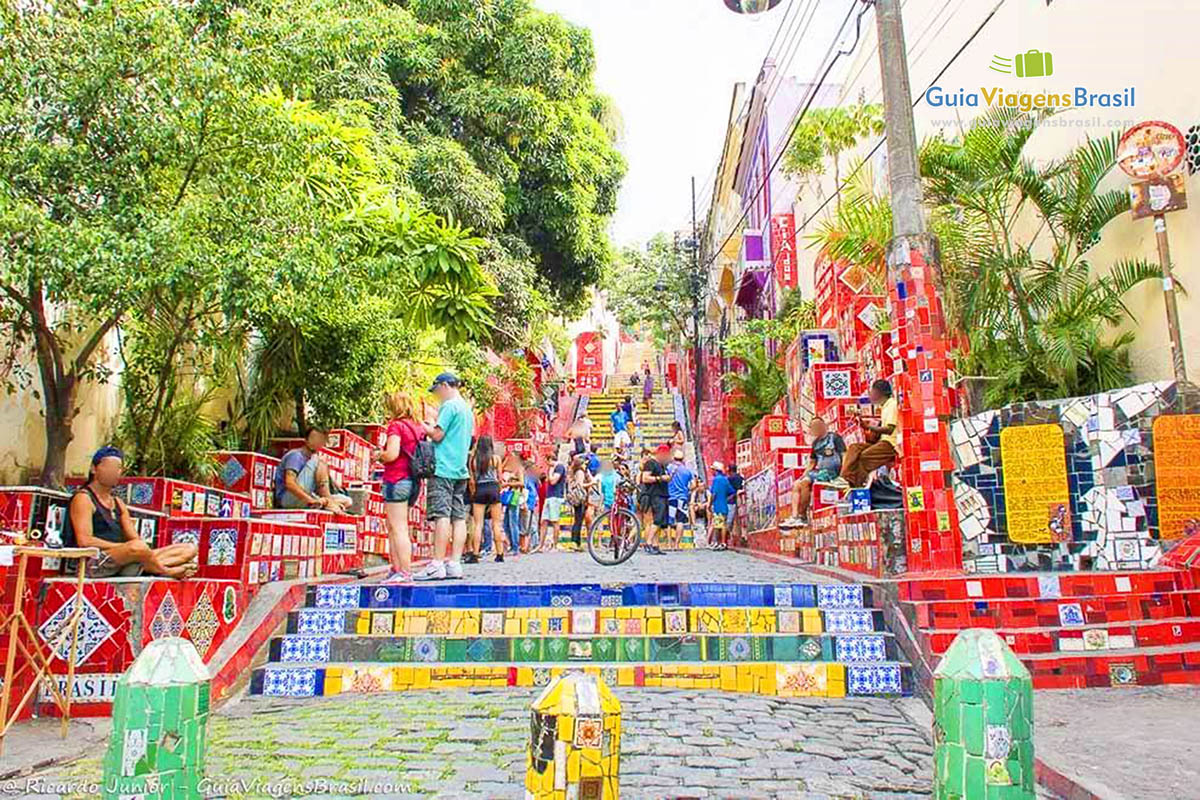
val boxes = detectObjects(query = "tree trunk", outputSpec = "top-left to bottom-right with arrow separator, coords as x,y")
39,378 -> 77,489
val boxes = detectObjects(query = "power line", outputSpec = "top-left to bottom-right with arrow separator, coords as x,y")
700,0 -> 872,273
795,0 -> 1008,237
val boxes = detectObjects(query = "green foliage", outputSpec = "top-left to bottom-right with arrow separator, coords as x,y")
782,101 -> 884,188
605,234 -> 697,349
776,288 -> 818,342
724,320 -> 788,440
807,108 -> 1162,407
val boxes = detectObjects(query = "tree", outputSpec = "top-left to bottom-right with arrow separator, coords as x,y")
782,101 -> 883,202
724,320 -> 788,439
605,234 -> 697,348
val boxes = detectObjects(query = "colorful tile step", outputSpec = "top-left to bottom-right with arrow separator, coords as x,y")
267,632 -> 901,665
925,617 -> 1200,656
251,661 -> 910,698
287,605 -> 886,637
900,570 -> 1190,602
912,590 -> 1200,630
305,582 -> 873,611
1021,643 -> 1200,690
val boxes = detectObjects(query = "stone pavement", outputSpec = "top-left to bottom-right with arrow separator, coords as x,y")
1033,686 -> 1200,800
422,548 -> 832,585
27,688 -> 934,799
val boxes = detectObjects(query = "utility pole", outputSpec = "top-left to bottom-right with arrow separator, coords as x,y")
1153,213 -> 1188,382
691,176 -> 704,434
873,0 -> 962,574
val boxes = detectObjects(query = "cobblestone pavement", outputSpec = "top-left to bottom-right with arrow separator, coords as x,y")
417,549 -> 832,585
31,689 -> 933,800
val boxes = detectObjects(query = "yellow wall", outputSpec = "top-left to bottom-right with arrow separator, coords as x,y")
796,0 -> 1200,381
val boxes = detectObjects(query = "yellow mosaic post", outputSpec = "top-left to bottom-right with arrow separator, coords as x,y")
526,671 -> 621,800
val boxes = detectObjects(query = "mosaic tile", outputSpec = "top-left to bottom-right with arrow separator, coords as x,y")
314,585 -> 359,609
185,593 -> 221,659
1057,602 -> 1085,627
817,584 -> 864,609
280,637 -> 331,663
149,592 -> 185,641
836,635 -> 887,663
207,527 -> 238,567
298,610 -> 346,635
823,610 -> 875,633
847,664 -> 901,695
38,595 -> 115,665
263,668 -> 318,697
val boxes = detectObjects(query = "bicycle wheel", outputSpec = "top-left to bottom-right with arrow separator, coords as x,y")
587,506 -> 642,566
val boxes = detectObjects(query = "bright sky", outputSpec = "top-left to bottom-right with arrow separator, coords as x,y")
534,0 -> 791,246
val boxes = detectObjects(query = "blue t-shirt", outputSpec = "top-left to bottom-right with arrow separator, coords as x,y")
587,453 -> 601,475
274,447 -> 312,504
610,409 -> 627,433
433,395 -> 473,479
600,471 -> 617,507
668,465 -> 694,501
709,474 -> 734,515
525,475 -> 539,510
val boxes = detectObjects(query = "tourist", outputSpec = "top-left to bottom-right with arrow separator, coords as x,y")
501,447 -> 525,557
727,463 -> 745,545
274,426 -> 352,512
587,442 -> 601,476
639,444 -> 671,555
599,458 -> 618,513
666,449 -> 695,550
64,447 -> 198,578
670,421 -> 686,449
568,453 -> 596,550
621,395 -> 638,441
630,371 -> 641,386
570,417 -> 590,456
691,480 -> 709,547
467,435 -> 506,563
415,372 -> 474,581
642,368 -> 654,411
541,456 -> 568,551
783,417 -> 845,528
835,379 -> 899,488
375,391 -> 425,581
707,461 -> 734,551
521,459 -> 541,553
611,405 -> 632,453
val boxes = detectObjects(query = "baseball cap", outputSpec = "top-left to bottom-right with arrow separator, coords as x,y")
655,444 -> 672,455
428,371 -> 461,391
92,445 -> 124,465
710,460 -> 725,472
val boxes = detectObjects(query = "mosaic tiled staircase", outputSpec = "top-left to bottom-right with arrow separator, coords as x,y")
896,569 -> 1200,690
251,582 -> 913,698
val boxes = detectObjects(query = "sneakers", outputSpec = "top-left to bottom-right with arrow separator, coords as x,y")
383,570 -> 413,583
462,553 -> 480,565
444,560 -> 463,580
494,553 -> 505,563
413,561 -> 446,581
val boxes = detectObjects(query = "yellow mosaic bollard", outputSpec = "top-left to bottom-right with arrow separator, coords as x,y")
526,671 -> 621,800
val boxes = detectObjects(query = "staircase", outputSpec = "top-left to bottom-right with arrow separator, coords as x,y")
895,568 -> 1200,690
250,581 -> 912,698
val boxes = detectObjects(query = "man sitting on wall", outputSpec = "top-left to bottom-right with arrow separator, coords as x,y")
833,379 -> 899,488
274,426 -> 352,512
782,417 -> 845,527
64,447 -> 198,578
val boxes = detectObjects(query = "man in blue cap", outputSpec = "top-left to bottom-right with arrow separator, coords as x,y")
415,372 -> 474,580
63,446 -> 198,578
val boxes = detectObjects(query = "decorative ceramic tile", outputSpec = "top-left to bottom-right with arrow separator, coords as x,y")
149,592 -> 185,641
836,636 -> 887,663
1037,575 -> 1061,598
1108,661 -> 1137,687
128,482 -> 155,506
171,527 -> 200,547
219,457 -> 247,489
370,612 -> 394,636
817,584 -> 864,609
38,595 -> 115,665
280,636 -> 330,663
848,664 -> 901,695
823,610 -> 875,633
1057,603 -> 1085,627
412,637 -> 440,662
572,610 -> 597,635
481,611 -> 504,635
297,610 -> 346,635
664,610 -> 687,634
777,611 -> 801,634
207,528 -> 238,567
263,668 -> 317,697
773,586 -> 794,607
822,370 -> 852,399
776,663 -> 827,696
185,593 -> 221,658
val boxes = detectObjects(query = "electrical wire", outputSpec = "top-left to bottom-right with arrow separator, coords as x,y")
794,0 -> 1008,236
699,0 -> 872,272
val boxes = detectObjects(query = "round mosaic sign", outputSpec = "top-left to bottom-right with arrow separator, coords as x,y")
1117,120 -> 1186,178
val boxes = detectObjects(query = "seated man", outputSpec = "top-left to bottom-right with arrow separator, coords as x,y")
834,379 -> 899,488
274,426 -> 352,511
783,417 -> 845,527
64,447 -> 197,578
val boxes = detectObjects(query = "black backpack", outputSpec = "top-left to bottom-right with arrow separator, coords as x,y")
410,438 -> 437,479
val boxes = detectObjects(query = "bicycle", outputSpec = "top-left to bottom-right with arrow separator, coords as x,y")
587,455 -> 643,565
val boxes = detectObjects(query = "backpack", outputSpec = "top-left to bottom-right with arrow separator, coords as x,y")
407,421 -> 437,479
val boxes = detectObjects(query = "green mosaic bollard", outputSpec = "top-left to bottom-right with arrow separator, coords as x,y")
102,637 -> 210,799
933,629 -> 1034,800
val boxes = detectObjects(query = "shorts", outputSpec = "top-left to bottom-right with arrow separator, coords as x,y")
427,477 -> 468,522
668,498 -> 689,525
613,430 -> 632,449
382,479 -> 415,504
473,481 -> 501,508
649,495 -> 669,528
544,496 -> 564,522
85,552 -> 143,579
803,468 -> 839,484
727,502 -> 738,522
638,493 -> 652,514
